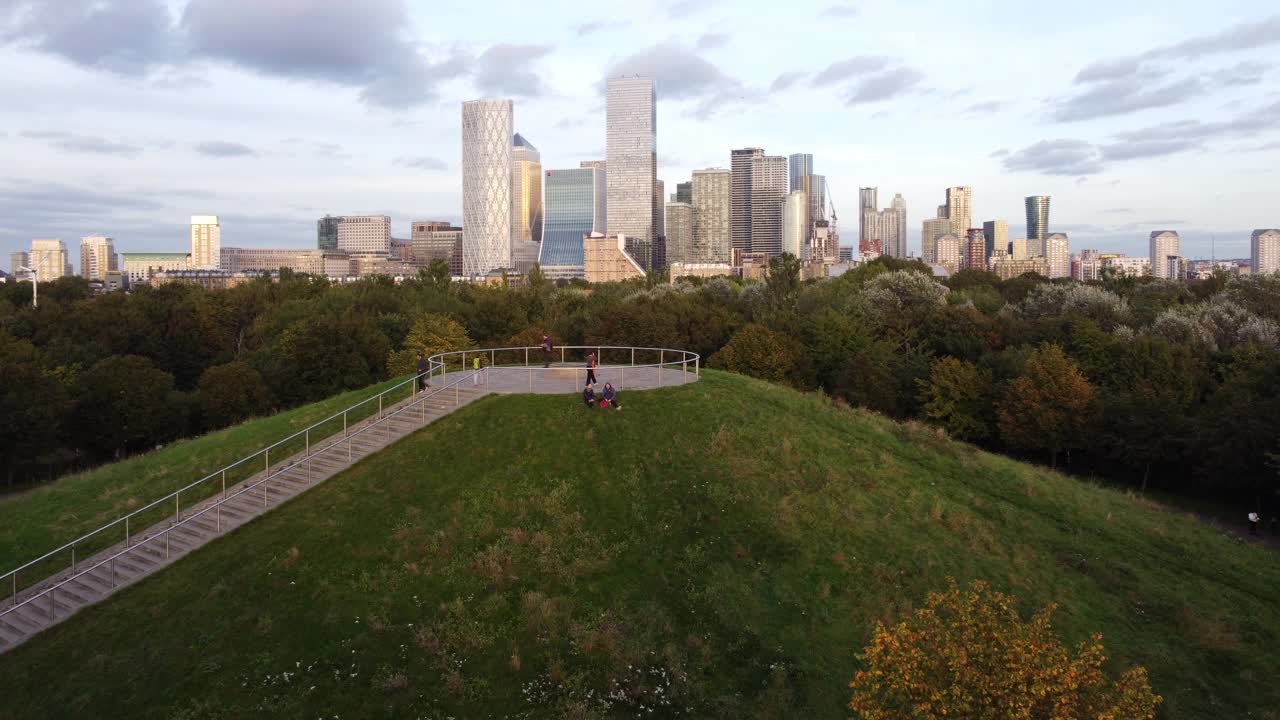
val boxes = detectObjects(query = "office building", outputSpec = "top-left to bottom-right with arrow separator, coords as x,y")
1165,255 -> 1185,281
462,98 -> 514,275
580,160 -> 606,170
982,220 -> 1008,261
731,147 -> 763,252
935,234 -> 962,272
946,187 -> 972,236
782,191 -> 807,257
190,215 -> 220,269
692,168 -> 732,263
1149,231 -> 1181,280
30,239 -> 68,280
888,193 -> 907,258
78,235 -> 118,281
605,76 -> 657,263
412,221 -> 461,273
963,229 -> 986,271
789,154 -> 813,191
1073,249 -> 1103,282
991,256 -> 1050,281
220,247 -> 347,276
1045,232 -> 1070,278
1009,238 -> 1031,261
810,174 -> 828,225
1104,256 -> 1151,278
510,133 -> 543,247
317,215 -> 340,251
1251,229 -> 1280,274
922,217 -> 950,263
121,253 -> 189,284
859,187 -> 878,247
10,251 -> 29,277
665,202 -> 694,265
675,181 -> 692,204
583,234 -> 646,283
153,270 -> 268,290
539,166 -> 606,279
329,215 -> 391,256
1025,195 -> 1050,247
654,179 -> 665,240
750,155 -> 788,256
668,262 -> 733,283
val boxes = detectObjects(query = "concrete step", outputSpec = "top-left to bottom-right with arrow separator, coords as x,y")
0,618 -> 28,643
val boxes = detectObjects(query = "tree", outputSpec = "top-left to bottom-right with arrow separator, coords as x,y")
996,343 -> 1096,468
764,252 -> 802,314
71,355 -> 185,460
708,323 -> 803,385
918,357 -> 993,441
198,361 -> 273,429
0,363 -> 69,484
386,314 -> 473,376
421,258 -> 452,290
849,580 -> 1161,720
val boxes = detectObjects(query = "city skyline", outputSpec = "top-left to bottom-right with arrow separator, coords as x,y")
0,1 -> 1277,266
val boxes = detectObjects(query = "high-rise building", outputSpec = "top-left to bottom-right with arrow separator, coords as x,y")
789,153 -> 813,192
859,187 -> 878,247
922,217 -> 950,263
654,179 -> 665,240
1149,231 -> 1181,280
1045,232 -> 1070,278
1009,238 -> 1031,260
750,155 -> 787,256
510,133 -> 543,246
190,215 -> 220,269
317,215 -> 340,251
1025,195 -> 1050,246
584,234 -> 646,283
30,239 -> 69,281
665,202 -> 694,265
889,193 -> 907,258
692,168 -> 732,263
605,76 -> 657,264
412,221 -> 461,271
1105,256 -> 1151,278
1251,229 -> 1280,274
982,220 -> 1008,261
782,191 -> 807,257
1073,248 -> 1103,282
935,234 -> 962,272
79,235 -> 118,281
810,174 -> 828,225
11,251 -> 30,276
462,99 -> 514,275
675,181 -> 692,204
946,187 -> 972,236
333,216 -> 391,255
731,147 -> 763,252
540,166 -> 606,279
121,252 -> 190,285
963,229 -> 986,271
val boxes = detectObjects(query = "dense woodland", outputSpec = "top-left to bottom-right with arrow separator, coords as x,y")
1,258 -> 1277,509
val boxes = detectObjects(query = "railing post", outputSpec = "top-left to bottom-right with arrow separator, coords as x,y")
620,366 -> 625,390
525,347 -> 529,367
631,348 -> 635,366
455,382 -> 459,406
166,527 -> 171,559
11,572 -> 16,608
111,558 -> 116,588
659,350 -> 664,386
175,493 -> 180,528
490,349 -> 495,368
126,516 -> 130,549
378,395 -> 383,421
683,357 -> 688,382
71,544 -> 76,577
306,429 -> 311,483
696,356 -> 700,377
50,587 -> 55,619
561,346 -> 565,364
264,450 -> 270,506
528,367 -> 532,392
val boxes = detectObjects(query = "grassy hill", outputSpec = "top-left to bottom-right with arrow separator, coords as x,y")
1,371 -> 1277,718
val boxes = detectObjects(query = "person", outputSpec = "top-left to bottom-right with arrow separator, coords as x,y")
586,351 -> 598,385
601,382 -> 621,411
472,355 -> 482,385
582,382 -> 596,408
416,353 -> 429,391
1248,511 -> 1260,535
541,335 -> 553,368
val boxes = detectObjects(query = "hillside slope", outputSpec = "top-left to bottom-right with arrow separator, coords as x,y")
1,371 -> 1276,718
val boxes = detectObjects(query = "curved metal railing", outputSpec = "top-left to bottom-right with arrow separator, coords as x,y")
425,345 -> 700,392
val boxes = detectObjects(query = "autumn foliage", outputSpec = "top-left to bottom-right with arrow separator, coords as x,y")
849,580 -> 1161,720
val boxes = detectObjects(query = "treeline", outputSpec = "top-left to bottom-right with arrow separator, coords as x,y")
2,260 -> 1278,506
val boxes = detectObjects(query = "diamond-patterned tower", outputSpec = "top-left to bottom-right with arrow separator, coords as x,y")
462,99 -> 513,275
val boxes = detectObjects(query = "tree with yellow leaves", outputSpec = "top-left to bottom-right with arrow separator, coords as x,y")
849,580 -> 1160,719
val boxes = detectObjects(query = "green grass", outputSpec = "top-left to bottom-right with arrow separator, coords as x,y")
0,376 -> 412,578
2,371 -> 1277,719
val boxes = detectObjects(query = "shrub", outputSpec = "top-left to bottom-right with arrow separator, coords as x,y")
709,323 -> 803,384
849,580 -> 1161,720
386,314 -> 473,375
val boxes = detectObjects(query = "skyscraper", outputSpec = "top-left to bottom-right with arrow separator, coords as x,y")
30,239 -> 68,280
692,168 -> 732,263
1025,195 -> 1050,249
963,229 -> 986,271
889,193 -> 907,258
946,187 -> 972,236
11,251 -> 29,276
79,235 -> 117,281
922,217 -> 950,263
782,191 -> 808,258
510,133 -> 543,245
1149,231 -> 1180,280
1045,233 -> 1070,278
665,202 -> 694,265
750,155 -> 788,256
789,153 -> 813,192
859,187 -> 878,248
317,215 -> 339,251
810,174 -> 828,226
539,166 -> 606,279
334,216 -> 391,255
190,216 -> 220,269
935,234 -> 962,271
731,147 -> 763,252
462,98 -> 513,275
654,178 -> 665,240
1252,229 -> 1280,274
675,181 -> 692,204
606,76 -> 657,267
982,220 -> 1008,261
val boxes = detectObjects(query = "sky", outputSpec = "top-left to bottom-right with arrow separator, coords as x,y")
1,0 -> 1278,269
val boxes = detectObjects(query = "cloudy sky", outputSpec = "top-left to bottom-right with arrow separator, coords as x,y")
1,0 -> 1277,267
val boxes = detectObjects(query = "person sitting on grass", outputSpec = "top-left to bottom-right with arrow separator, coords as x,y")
583,382 -> 596,408
601,382 -> 621,411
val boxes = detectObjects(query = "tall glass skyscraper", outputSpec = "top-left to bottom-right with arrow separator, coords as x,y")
511,133 -> 542,245
606,76 -> 657,268
782,191 -> 807,257
890,193 -> 907,258
539,167 -> 605,278
731,147 -> 763,252
461,98 -> 513,275
1025,195 -> 1050,247
788,154 -> 813,192
692,168 -> 731,263
750,155 -> 788,257
859,187 -> 878,248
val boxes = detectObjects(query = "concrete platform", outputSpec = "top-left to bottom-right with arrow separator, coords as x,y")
433,364 -> 698,394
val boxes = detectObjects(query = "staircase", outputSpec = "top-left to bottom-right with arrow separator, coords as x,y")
0,376 -> 488,653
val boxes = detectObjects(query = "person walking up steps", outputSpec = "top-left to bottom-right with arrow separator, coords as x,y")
541,335 -> 553,368
416,353 -> 430,391
586,351 -> 598,385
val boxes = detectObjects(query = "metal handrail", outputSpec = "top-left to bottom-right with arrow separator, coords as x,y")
1,367 -> 480,622
427,345 -> 701,370
1,358 -> 453,602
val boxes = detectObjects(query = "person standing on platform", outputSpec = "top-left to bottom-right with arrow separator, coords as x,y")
586,351 -> 598,385
541,335 -> 553,368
